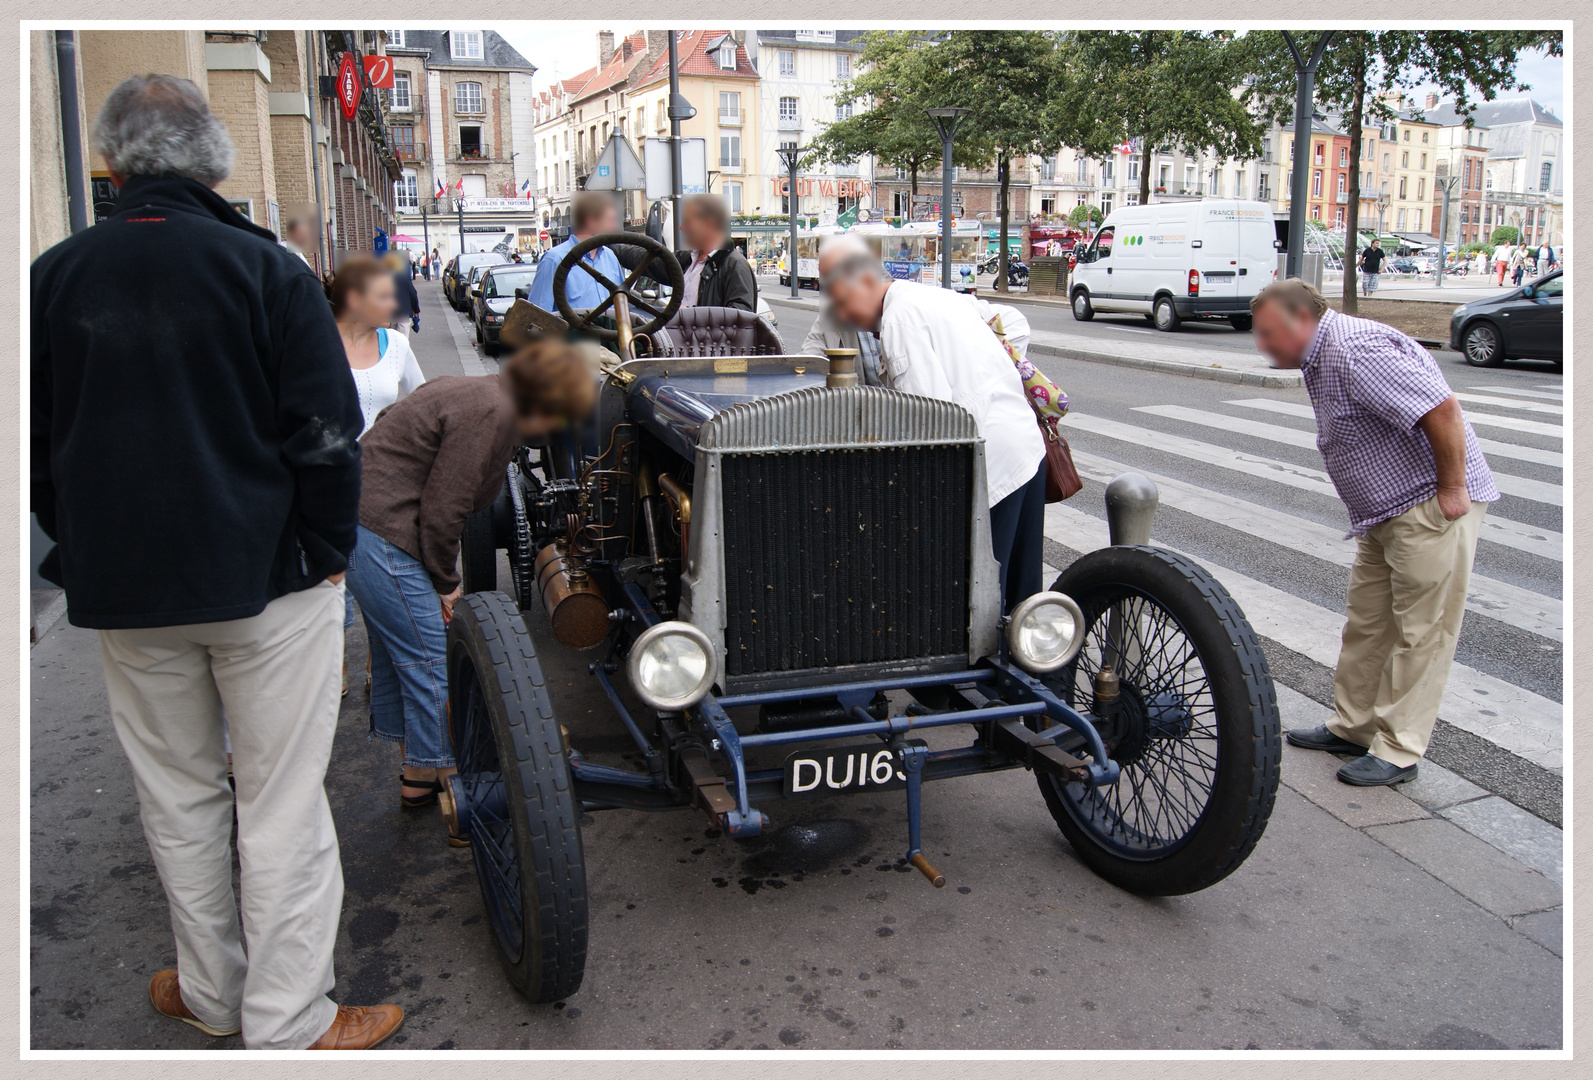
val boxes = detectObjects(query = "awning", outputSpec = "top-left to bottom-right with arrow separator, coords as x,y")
1394,232 -> 1443,249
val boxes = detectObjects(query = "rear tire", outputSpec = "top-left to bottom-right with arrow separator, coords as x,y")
1229,314 -> 1253,332
1071,290 -> 1095,321
448,592 -> 588,1001
461,507 -> 497,594
1153,296 -> 1182,332
1039,546 -> 1280,895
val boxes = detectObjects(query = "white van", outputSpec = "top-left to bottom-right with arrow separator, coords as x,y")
1069,200 -> 1278,331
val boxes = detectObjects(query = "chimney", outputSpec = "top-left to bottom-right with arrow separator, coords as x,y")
621,37 -> 633,62
598,30 -> 615,67
1425,92 -> 1439,110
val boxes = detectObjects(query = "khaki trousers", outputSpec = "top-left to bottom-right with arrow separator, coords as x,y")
98,581 -> 345,1049
1327,497 -> 1486,767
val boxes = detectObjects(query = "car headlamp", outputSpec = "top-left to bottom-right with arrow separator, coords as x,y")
1006,592 -> 1087,675
627,621 -> 717,711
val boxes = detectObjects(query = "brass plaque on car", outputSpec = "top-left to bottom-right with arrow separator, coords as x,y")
713,357 -> 749,374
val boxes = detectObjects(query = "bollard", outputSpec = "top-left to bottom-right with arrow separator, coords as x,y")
1105,472 -> 1159,546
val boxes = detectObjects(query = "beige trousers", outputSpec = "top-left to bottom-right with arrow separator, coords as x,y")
1327,497 -> 1486,767
99,581 -> 345,1049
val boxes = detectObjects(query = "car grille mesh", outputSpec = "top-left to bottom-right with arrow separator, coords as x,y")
719,446 -> 972,677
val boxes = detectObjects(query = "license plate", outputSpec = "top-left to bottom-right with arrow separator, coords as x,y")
782,742 -> 920,799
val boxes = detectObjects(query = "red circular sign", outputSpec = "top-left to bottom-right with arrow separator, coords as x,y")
337,53 -> 360,121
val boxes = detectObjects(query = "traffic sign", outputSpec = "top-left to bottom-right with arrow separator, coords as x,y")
336,53 -> 360,120
363,54 -> 395,90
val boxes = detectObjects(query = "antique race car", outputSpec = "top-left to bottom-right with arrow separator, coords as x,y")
443,232 -> 1281,1002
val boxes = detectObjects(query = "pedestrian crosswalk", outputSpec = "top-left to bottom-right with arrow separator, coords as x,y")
1048,380 -> 1564,775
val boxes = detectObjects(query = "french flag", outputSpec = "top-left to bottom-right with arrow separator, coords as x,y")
434,176 -> 447,200
520,178 -> 534,201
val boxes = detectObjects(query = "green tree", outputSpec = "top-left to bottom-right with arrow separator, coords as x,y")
1066,203 -> 1103,230
1053,31 -> 1265,208
1490,225 -> 1520,245
1242,30 -> 1562,311
807,31 -> 977,220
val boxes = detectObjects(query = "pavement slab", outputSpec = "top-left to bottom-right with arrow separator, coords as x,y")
1362,818 -> 1561,920
1397,760 -> 1491,813
1438,797 -> 1564,884
1508,909 -> 1564,958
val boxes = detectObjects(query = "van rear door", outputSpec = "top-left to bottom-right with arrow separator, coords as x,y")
1196,203 -> 1241,300
1235,202 -> 1278,298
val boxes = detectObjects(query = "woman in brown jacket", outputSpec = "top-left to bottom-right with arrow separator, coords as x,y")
345,340 -> 596,837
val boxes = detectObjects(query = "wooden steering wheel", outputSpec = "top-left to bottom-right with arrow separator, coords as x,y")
550,232 -> 684,340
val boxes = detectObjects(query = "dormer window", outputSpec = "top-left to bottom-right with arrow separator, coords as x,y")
452,31 -> 483,60
717,43 -> 737,70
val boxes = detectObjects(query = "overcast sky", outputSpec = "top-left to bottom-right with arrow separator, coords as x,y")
495,25 -> 1562,115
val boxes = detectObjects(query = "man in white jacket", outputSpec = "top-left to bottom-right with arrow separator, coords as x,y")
825,250 -> 1046,610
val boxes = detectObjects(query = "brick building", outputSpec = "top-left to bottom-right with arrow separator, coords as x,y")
385,30 -> 539,260
31,28 -> 404,273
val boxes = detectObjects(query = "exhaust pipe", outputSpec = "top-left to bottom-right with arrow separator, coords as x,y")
534,543 -> 611,649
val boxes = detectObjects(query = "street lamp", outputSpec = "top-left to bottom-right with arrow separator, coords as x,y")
1434,174 -> 1460,289
776,143 -> 804,299
1281,31 -> 1335,279
926,107 -> 969,290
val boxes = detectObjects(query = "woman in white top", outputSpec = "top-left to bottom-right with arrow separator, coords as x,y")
328,255 -> 426,436
327,256 -> 427,690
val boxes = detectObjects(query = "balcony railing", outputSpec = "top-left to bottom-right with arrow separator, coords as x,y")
718,111 -> 741,127
777,115 -> 802,130
1257,186 -> 1272,201
719,161 -> 743,174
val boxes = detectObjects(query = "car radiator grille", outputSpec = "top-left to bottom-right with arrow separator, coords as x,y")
719,445 -> 972,677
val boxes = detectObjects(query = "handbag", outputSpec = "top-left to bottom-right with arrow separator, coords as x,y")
986,313 -> 1081,502
1037,414 -> 1083,503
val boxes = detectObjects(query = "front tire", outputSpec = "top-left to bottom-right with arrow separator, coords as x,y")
1071,290 -> 1095,321
1040,546 -> 1280,895
1463,321 -> 1504,366
448,592 -> 588,1001
1153,296 -> 1182,332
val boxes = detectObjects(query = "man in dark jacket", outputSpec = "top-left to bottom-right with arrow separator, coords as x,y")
388,253 -> 420,336
31,74 -> 398,1050
677,194 -> 757,310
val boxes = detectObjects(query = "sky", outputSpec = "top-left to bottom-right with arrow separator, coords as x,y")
496,25 -> 1563,115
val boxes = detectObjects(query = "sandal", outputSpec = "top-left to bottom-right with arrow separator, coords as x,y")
399,774 -> 443,809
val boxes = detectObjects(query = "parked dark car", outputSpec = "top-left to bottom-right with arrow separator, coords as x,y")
472,264 -> 539,355
1450,270 -> 1563,368
444,251 -> 508,310
1386,257 -> 1422,275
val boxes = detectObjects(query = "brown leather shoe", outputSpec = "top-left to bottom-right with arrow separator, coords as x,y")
148,969 -> 240,1037
306,1004 -> 405,1050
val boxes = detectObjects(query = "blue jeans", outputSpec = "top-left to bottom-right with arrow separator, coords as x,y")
344,526 -> 453,767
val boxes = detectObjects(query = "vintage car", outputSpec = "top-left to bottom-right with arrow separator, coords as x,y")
443,232 -> 1282,1002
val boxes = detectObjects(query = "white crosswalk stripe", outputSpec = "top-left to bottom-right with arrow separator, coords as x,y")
1043,504 -> 1562,771
1468,385 -> 1564,402
1126,406 -> 1562,507
1453,392 -> 1563,416
1064,445 -> 1561,641
1228,397 -> 1563,439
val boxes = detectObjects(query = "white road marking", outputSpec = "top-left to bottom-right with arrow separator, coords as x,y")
1065,447 -> 1562,641
1454,392 -> 1563,416
1467,385 -> 1564,402
1127,406 -> 1561,506
1138,403 -> 1563,467
1228,397 -> 1563,439
1044,504 -> 1562,771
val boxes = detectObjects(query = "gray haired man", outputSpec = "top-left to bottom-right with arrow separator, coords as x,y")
31,75 -> 400,1049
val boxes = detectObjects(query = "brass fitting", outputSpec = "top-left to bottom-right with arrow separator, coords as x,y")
824,347 -> 859,388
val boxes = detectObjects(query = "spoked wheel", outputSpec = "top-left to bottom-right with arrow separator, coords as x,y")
447,592 -> 588,1001
1040,546 -> 1280,895
1463,322 -> 1503,366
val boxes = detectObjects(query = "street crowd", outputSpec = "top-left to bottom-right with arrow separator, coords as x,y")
30,73 -> 1499,1049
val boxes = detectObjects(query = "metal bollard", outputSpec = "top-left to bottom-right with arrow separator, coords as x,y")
1105,472 -> 1159,546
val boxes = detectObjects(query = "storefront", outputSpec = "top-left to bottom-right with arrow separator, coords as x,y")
396,197 -> 539,262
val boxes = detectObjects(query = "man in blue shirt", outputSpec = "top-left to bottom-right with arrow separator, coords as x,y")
529,191 -> 624,314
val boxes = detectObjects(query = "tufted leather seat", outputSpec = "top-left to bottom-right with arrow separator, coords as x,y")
648,306 -> 785,356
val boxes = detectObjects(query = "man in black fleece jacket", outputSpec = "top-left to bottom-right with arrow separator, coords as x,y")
30,74 -> 398,1050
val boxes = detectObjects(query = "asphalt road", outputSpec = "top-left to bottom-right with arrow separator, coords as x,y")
28,282 -> 1561,1050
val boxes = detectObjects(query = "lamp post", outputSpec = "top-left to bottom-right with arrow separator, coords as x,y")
776,143 -> 803,299
926,107 -> 968,290
1281,31 -> 1335,279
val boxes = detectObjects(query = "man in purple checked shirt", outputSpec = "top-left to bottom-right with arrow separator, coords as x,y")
1251,280 -> 1500,787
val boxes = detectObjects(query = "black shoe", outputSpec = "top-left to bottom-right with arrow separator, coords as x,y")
1285,724 -> 1367,755
1337,755 -> 1417,786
